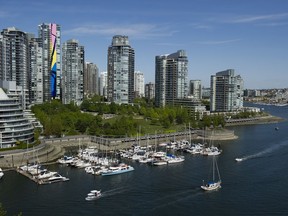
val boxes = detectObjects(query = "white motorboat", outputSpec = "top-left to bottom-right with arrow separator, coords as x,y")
167,156 -> 185,164
0,168 -> 4,179
57,156 -> 77,165
44,173 -> 69,184
235,158 -> 243,162
85,190 -> 102,201
153,160 -> 168,166
37,171 -> 58,180
101,163 -> 134,176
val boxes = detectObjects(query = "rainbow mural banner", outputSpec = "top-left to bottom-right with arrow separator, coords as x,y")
50,23 -> 57,98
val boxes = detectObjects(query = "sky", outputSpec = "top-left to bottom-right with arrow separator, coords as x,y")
0,0 -> 288,89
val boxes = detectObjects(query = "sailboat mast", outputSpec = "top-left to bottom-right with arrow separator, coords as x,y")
212,156 -> 215,181
215,156 -> 221,181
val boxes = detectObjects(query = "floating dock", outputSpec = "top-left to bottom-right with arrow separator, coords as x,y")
16,168 -> 69,185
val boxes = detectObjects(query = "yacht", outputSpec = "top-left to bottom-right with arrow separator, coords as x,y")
0,168 -> 4,179
101,163 -> 134,176
85,190 -> 102,201
153,160 -> 168,166
37,171 -> 58,180
167,155 -> 185,164
57,156 -> 77,165
44,173 -> 69,184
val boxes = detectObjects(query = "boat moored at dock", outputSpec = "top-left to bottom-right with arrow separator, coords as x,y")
101,163 -> 134,176
0,168 -> 4,179
41,173 -> 69,184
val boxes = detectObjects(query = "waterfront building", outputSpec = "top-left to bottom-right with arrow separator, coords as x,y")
0,27 -> 29,94
84,62 -> 99,96
134,71 -> 145,98
145,82 -> 155,100
38,23 -> 61,101
155,50 -> 188,107
99,71 -> 107,98
189,80 -> 202,100
210,69 -> 244,112
23,110 -> 43,132
171,98 -> 207,120
107,35 -> 135,104
62,39 -> 84,105
0,88 -> 34,149
0,81 -> 29,110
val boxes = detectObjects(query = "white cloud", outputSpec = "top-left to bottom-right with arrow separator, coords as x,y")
195,39 -> 241,45
228,13 -> 288,24
0,11 -> 10,18
63,23 -> 177,39
190,23 -> 213,30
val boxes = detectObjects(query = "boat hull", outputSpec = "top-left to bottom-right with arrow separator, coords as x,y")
201,182 -> 221,191
101,167 -> 134,176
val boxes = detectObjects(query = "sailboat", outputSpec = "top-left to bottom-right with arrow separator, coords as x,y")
201,155 -> 221,191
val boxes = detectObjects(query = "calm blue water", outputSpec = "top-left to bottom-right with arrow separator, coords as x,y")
1,104 -> 288,216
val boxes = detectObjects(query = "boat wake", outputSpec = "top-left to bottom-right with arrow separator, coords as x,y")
235,140 -> 288,162
137,187 -> 203,214
101,187 -> 129,198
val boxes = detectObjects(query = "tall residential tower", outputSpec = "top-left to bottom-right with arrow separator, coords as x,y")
107,35 -> 135,104
0,27 -> 29,92
155,50 -> 188,107
84,62 -> 99,96
62,39 -> 84,105
99,71 -> 107,98
134,71 -> 145,98
210,69 -> 244,112
38,23 -> 61,101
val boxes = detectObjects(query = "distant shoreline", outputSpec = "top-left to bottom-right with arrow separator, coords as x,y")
225,114 -> 284,127
195,114 -> 284,141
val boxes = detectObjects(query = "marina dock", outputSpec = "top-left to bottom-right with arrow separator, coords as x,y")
16,168 -> 69,185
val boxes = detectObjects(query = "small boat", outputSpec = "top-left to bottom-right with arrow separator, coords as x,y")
275,127 -> 279,131
201,156 -> 221,191
0,168 -> 4,179
85,190 -> 102,201
235,158 -> 243,162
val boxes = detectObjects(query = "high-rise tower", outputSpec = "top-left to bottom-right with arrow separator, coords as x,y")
0,27 -> 29,91
155,50 -> 188,107
99,71 -> 107,98
62,39 -> 84,105
107,35 -> 135,104
38,23 -> 61,101
84,62 -> 99,96
210,69 -> 244,112
134,71 -> 145,98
